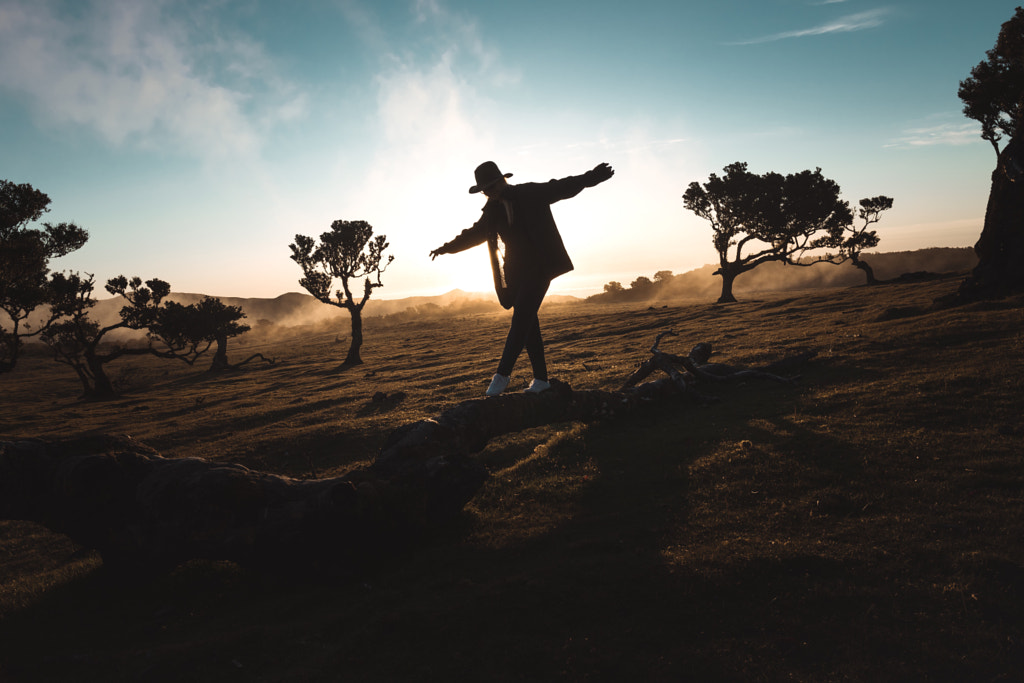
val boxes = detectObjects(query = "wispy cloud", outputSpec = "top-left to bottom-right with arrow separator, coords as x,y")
333,1 -> 505,265
0,0 -> 306,160
730,8 -> 891,45
535,137 -> 688,156
413,0 -> 443,23
886,122 -> 982,148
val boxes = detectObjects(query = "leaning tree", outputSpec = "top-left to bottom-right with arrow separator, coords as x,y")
683,162 -> 857,303
830,196 -> 893,285
289,219 -> 394,366
957,6 -> 1024,300
0,180 -> 88,373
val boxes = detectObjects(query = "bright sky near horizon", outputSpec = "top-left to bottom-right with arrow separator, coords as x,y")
0,0 -> 1015,300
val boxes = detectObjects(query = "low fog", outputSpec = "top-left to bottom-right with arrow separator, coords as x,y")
588,247 -> 978,304
11,247 -> 977,345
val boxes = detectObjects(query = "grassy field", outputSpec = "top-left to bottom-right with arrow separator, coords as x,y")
1,274 -> 1023,682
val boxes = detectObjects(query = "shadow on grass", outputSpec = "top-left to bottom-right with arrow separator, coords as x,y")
2,393 -> 1022,682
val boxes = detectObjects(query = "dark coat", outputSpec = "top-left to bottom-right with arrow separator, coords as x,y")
437,169 -> 604,306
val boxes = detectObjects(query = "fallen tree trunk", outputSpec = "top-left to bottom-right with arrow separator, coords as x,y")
0,339 -> 813,574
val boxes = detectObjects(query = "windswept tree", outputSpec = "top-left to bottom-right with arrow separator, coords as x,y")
149,297 -> 271,372
683,162 -> 855,303
833,196 -> 893,285
0,180 -> 88,372
42,275 -> 170,399
956,6 -> 1024,299
289,219 -> 394,366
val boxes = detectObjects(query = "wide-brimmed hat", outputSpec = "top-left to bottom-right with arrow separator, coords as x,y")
469,161 -> 512,194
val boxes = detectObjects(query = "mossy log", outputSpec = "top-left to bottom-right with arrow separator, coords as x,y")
0,339 -> 812,574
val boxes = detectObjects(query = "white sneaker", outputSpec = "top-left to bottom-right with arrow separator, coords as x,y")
485,373 -> 510,396
524,378 -> 551,394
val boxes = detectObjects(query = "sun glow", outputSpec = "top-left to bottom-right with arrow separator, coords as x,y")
436,248 -> 496,296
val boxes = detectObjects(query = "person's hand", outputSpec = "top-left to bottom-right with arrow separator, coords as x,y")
430,248 -> 442,261
590,162 -> 614,185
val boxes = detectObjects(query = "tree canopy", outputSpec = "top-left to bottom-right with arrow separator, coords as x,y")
0,180 -> 88,372
149,297 -> 254,371
683,162 -> 855,303
959,6 -> 1024,159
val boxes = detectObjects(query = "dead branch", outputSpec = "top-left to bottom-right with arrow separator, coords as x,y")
223,352 -> 277,370
621,333 -> 809,396
236,352 -> 276,367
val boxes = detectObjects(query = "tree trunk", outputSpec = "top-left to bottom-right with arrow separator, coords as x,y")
85,351 -> 117,400
0,333 -> 20,374
851,254 -> 879,285
71,364 -> 92,396
208,334 -> 229,372
344,309 -> 364,366
958,134 -> 1024,300
716,268 -> 738,304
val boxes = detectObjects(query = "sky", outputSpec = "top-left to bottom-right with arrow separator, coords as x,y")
0,0 -> 1016,300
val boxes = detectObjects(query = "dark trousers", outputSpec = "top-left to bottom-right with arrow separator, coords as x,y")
496,277 -> 550,380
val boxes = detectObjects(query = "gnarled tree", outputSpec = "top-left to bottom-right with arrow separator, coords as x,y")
42,275 -> 170,399
828,196 -> 893,285
957,6 -> 1024,300
289,220 -> 394,366
0,180 -> 88,373
683,162 -> 855,303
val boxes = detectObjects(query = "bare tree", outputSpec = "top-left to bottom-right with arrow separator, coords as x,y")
289,220 -> 394,366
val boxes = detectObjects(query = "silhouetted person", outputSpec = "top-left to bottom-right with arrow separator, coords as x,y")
431,160 -> 614,396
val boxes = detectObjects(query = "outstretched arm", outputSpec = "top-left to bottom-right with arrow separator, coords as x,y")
520,162 -> 615,204
585,162 -> 615,186
430,202 -> 501,261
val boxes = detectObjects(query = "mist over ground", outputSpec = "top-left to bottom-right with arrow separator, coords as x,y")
588,247 -> 978,303
13,247 -> 976,343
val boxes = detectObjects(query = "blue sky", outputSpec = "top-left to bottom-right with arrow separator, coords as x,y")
0,0 -> 1015,299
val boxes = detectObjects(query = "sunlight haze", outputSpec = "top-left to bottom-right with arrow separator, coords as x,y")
0,0 -> 1011,299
